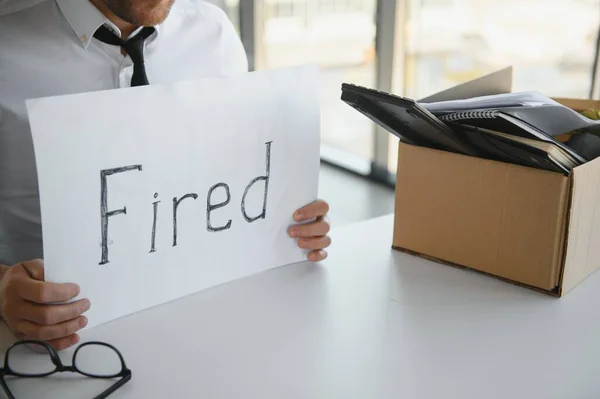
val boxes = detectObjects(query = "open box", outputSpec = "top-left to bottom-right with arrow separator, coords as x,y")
391,68 -> 600,296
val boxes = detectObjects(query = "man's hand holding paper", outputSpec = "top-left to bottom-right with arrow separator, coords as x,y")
0,260 -> 90,350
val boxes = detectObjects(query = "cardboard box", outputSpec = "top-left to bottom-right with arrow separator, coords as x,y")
392,68 -> 600,296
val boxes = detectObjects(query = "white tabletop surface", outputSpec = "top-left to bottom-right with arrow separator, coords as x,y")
1,214 -> 599,399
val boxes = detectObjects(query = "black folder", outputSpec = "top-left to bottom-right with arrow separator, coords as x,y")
340,83 -> 479,157
448,123 -> 570,175
439,109 -> 587,166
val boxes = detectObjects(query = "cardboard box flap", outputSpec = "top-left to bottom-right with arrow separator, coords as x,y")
553,98 -> 600,113
562,156 -> 600,294
418,67 -> 513,103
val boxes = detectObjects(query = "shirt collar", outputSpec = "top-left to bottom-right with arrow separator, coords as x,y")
56,0 -> 161,49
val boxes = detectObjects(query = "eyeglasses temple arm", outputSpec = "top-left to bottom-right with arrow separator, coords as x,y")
0,374 -> 16,399
92,371 -> 131,399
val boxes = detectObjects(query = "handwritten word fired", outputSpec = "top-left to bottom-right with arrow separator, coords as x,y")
98,141 -> 273,264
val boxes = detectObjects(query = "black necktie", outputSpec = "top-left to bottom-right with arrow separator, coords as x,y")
93,25 -> 155,86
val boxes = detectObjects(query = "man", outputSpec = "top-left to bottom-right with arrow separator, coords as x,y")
0,0 -> 332,351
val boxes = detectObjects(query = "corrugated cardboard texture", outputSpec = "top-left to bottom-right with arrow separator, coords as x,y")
561,156 -> 600,294
393,142 -> 570,290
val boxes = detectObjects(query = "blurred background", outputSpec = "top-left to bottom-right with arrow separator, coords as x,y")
210,0 -> 600,224
4,0 -> 598,223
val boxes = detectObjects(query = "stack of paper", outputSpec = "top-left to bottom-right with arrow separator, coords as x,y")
421,91 -> 600,138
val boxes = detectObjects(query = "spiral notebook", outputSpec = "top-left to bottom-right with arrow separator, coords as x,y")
439,109 -> 587,169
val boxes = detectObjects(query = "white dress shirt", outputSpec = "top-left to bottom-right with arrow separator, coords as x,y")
0,0 -> 248,265
0,0 -> 44,15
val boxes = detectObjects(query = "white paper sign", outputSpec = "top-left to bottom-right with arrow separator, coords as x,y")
26,66 -> 321,329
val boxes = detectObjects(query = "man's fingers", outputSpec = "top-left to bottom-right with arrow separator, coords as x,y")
308,250 -> 328,262
46,334 -> 81,351
297,236 -> 332,251
19,280 -> 80,304
19,259 -> 44,281
288,217 -> 330,238
294,200 -> 329,222
17,316 -> 88,342
21,298 -> 91,325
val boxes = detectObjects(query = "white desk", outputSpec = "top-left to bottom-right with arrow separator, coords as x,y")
1,214 -> 599,399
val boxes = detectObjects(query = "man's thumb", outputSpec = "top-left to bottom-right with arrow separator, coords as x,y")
20,259 -> 44,281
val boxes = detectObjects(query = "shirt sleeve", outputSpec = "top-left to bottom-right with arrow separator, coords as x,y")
222,27 -> 250,74
212,4 -> 250,74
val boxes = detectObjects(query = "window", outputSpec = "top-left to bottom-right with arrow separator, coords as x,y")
255,0 -> 378,173
233,0 -> 600,182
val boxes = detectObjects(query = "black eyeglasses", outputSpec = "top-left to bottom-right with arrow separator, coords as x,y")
0,340 -> 131,399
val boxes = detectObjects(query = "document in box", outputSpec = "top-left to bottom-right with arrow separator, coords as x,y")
420,91 -> 561,113
452,123 -> 577,174
423,91 -> 600,137
500,105 -> 600,137
440,109 -> 586,169
26,66 -> 321,329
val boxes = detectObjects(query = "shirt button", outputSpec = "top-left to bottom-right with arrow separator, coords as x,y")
80,34 -> 88,44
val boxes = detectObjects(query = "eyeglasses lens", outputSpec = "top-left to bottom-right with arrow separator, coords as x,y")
75,344 -> 122,377
7,343 -> 55,376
